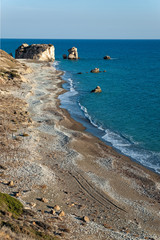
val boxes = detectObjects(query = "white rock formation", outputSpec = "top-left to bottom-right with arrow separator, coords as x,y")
15,44 -> 55,61
68,47 -> 78,59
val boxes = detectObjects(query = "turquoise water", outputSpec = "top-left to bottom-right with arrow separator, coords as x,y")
1,39 -> 160,173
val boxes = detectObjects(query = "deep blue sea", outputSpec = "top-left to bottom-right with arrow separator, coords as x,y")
1,39 -> 160,173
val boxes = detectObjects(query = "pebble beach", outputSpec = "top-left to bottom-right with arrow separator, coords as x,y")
0,50 -> 160,239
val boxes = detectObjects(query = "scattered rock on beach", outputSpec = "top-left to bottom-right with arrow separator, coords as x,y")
59,210 -> 65,217
83,216 -> 90,223
91,68 -> 100,73
15,43 -> 55,61
41,197 -> 48,203
104,55 -> 111,60
54,205 -> 60,211
8,180 -> 14,187
15,192 -> 21,198
68,47 -> 78,59
29,202 -> 36,208
50,209 -> 56,215
91,86 -> 102,93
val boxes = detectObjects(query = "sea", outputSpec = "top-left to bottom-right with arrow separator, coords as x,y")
1,39 -> 160,174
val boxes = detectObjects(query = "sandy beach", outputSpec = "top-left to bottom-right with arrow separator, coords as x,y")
0,52 -> 160,239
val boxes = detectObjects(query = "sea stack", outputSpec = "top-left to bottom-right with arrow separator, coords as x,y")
15,44 -> 55,61
68,47 -> 78,59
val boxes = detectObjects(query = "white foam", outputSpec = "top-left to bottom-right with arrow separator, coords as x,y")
78,102 -> 160,174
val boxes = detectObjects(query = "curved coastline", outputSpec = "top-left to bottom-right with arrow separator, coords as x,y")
55,61 -> 160,175
2,57 -> 159,239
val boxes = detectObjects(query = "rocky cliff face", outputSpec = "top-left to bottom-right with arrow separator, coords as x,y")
15,44 -> 55,61
68,47 -> 78,59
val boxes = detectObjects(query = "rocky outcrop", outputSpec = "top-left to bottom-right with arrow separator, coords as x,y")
91,68 -> 100,73
68,47 -> 78,59
104,55 -> 111,60
15,44 -> 55,61
91,86 -> 102,93
63,54 -> 67,59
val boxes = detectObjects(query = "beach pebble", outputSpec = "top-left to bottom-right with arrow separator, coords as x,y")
8,180 -> 14,187
41,197 -> 48,203
54,205 -> 60,211
29,202 -> 36,208
83,216 -> 90,223
59,211 -> 65,217
15,192 -> 21,197
50,209 -> 56,215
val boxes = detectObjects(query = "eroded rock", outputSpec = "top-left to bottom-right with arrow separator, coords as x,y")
68,47 -> 78,59
15,44 -> 55,62
91,86 -> 102,93
91,68 -> 100,73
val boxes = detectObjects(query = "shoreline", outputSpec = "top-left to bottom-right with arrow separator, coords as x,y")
56,62 -> 160,175
1,56 -> 160,239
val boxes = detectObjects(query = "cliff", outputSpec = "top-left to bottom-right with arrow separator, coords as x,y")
15,43 -> 55,61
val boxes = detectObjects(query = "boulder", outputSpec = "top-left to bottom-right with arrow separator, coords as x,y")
15,44 -> 55,61
104,55 -> 111,60
91,86 -> 102,93
68,47 -> 78,59
91,68 -> 100,73
63,54 -> 67,59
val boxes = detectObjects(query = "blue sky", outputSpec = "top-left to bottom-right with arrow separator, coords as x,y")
1,0 -> 160,39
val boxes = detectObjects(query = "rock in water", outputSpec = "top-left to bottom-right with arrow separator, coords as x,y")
68,47 -> 78,59
15,43 -> 55,61
104,55 -> 111,60
91,68 -> 100,73
91,86 -> 102,93
63,54 -> 67,59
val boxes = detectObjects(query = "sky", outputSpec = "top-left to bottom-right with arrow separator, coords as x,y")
1,0 -> 160,39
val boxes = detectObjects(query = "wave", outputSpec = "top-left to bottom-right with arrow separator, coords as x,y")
78,102 -> 160,174
53,61 -> 160,174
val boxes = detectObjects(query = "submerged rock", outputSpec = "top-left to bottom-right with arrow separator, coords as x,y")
91,86 -> 102,93
91,68 -> 100,73
68,47 -> 78,59
104,55 -> 111,60
15,43 -> 55,61
63,54 -> 67,59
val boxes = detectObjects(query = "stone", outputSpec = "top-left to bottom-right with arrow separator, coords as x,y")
29,202 -> 36,208
68,47 -> 78,59
91,68 -> 100,73
77,72 -> 82,74
59,211 -> 65,217
54,205 -> 60,211
103,70 -> 107,72
41,197 -> 48,203
83,216 -> 90,223
63,54 -> 67,59
91,86 -> 102,93
50,209 -> 56,215
8,180 -> 14,187
104,55 -> 111,60
15,44 -> 55,61
15,192 -> 21,197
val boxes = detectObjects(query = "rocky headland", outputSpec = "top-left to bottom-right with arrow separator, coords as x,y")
0,49 -> 160,240
15,43 -> 55,61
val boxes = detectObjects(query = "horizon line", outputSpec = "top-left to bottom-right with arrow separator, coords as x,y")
1,38 -> 160,40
